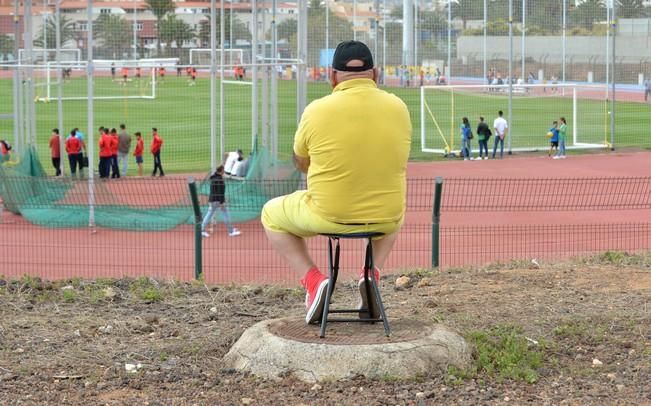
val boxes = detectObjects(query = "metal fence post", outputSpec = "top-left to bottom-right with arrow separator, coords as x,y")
432,177 -> 443,268
188,177 -> 203,280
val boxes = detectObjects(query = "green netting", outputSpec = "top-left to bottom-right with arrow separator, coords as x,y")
199,145 -> 302,223
0,146 -> 301,230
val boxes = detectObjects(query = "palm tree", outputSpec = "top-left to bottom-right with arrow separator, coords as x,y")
449,0 -> 484,30
0,34 -> 14,58
94,14 -> 132,59
145,0 -> 175,56
569,0 -> 606,31
34,15 -> 76,49
617,0 -> 646,18
198,11 -> 251,48
159,15 -> 195,59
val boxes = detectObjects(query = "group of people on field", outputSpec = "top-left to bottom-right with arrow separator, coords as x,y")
459,110 -> 509,160
459,111 -> 568,160
49,125 -> 165,178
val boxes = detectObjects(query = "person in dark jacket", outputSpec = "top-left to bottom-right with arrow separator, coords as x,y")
201,165 -> 241,237
476,116 -> 491,160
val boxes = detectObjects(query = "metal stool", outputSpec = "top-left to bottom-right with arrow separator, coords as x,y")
319,232 -> 391,338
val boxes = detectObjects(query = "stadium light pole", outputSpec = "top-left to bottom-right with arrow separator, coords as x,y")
210,0 -> 216,172
220,0 -> 225,162
86,0 -> 96,229
12,0 -> 22,154
133,2 -> 137,60
521,0 -> 525,82
55,0 -> 65,175
562,0 -> 566,84
297,0 -> 307,120
325,0 -> 330,65
610,1 -> 616,150
447,0 -> 451,84
353,0 -> 357,41
251,0 -> 258,151
229,0 -> 233,65
25,0 -> 36,147
271,0 -> 278,161
507,0 -> 513,155
483,0 -> 486,84
383,0 -> 386,85
414,0 -> 418,67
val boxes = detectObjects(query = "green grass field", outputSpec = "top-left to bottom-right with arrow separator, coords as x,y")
1,75 -> 649,175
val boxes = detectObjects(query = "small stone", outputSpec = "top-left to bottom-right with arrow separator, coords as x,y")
74,330 -> 81,337
504,396 -> 510,402
61,285 -> 74,290
417,277 -> 433,288
310,384 -> 321,391
395,276 -> 411,290
592,358 -> 603,367
103,287 -> 116,298
210,307 -> 217,313
358,387 -> 364,393
416,392 -> 426,399
125,363 -> 138,373
241,398 -> 254,405
607,373 -> 616,381
98,325 -> 113,334
616,384 -> 625,391
628,349 -> 635,355
13,348 -> 24,353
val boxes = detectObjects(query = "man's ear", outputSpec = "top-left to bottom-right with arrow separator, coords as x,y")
372,68 -> 378,83
330,70 -> 337,88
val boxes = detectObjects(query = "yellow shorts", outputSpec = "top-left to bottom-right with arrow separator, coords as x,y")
261,190 -> 403,238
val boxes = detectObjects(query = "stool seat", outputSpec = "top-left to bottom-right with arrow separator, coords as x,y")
318,232 -> 391,338
320,232 -> 384,239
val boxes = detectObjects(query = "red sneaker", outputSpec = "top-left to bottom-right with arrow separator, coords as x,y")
300,269 -> 329,324
358,267 -> 381,319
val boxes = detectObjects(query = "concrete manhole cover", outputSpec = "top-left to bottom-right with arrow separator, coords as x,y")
223,317 -> 471,383
268,317 -> 433,345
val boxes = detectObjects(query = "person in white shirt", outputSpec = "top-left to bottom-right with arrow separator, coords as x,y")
492,110 -> 509,159
223,149 -> 243,175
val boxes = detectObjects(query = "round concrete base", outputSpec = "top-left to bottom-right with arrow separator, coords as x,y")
222,317 -> 471,383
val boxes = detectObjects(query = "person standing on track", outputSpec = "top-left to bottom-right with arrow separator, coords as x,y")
110,128 -> 120,179
150,128 -> 164,177
261,40 -> 412,324
492,110 -> 509,159
476,117 -> 491,160
133,131 -> 144,177
201,165 -> 241,238
49,128 -> 61,176
65,130 -> 82,179
118,124 -> 132,176
98,127 -> 113,178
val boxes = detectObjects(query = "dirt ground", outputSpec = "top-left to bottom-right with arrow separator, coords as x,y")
1,254 -> 649,405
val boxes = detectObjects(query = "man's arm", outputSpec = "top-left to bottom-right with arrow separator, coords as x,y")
293,153 -> 310,174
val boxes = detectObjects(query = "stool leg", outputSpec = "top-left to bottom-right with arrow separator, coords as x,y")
320,237 -> 338,338
367,238 -> 391,337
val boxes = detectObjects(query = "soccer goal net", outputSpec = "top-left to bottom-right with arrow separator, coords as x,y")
32,58 -> 179,102
420,83 -> 611,155
189,48 -> 245,68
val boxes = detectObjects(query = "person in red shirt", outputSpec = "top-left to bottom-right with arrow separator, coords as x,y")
0,139 -> 11,163
136,67 -> 141,80
65,130 -> 82,179
98,127 -> 112,178
133,131 -> 144,176
110,128 -> 120,178
121,67 -> 128,85
49,128 -> 61,176
159,66 -> 165,82
150,127 -> 164,177
189,67 -> 197,86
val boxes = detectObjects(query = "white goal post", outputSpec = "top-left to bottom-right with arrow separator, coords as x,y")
33,58 -> 180,102
420,83 -> 611,155
18,48 -> 81,64
189,48 -> 245,67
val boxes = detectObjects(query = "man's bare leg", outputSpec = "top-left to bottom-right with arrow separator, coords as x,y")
264,229 -> 315,274
371,231 -> 400,270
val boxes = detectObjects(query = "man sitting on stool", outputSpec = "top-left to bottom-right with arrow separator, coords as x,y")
261,40 -> 412,324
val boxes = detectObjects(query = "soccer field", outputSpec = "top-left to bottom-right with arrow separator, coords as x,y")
0,76 -> 649,174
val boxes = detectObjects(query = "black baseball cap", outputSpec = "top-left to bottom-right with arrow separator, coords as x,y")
332,40 -> 374,72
